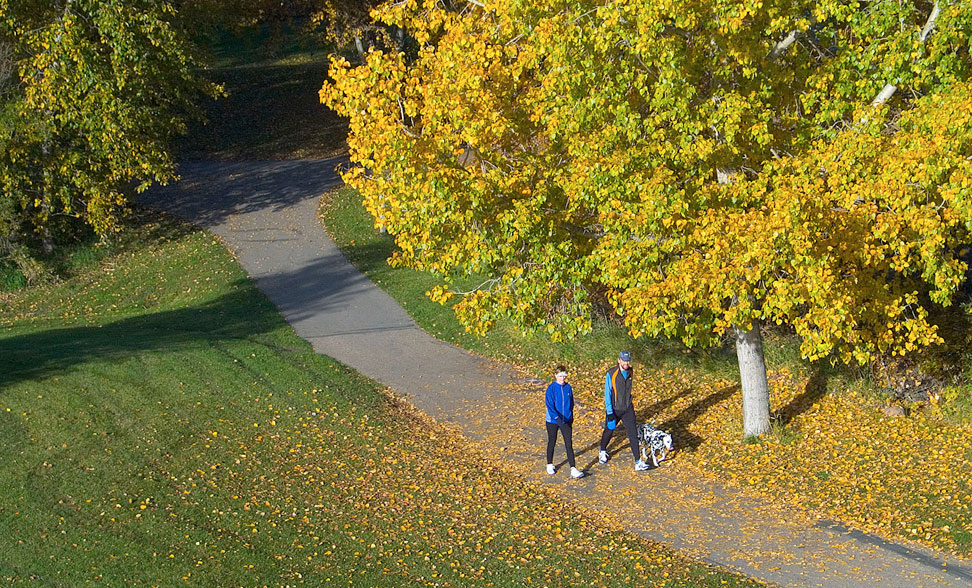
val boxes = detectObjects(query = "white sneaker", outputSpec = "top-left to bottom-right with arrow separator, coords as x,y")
635,460 -> 651,471
546,463 -> 556,475
570,467 -> 585,479
598,450 -> 609,464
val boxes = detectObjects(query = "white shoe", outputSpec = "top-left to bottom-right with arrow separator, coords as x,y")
546,463 -> 556,475
570,467 -> 585,479
635,460 -> 651,471
598,450 -> 609,464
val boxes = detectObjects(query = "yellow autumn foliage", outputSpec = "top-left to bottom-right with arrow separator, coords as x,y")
323,0 -> 972,407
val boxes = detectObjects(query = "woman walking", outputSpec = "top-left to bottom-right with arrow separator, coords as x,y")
545,365 -> 585,478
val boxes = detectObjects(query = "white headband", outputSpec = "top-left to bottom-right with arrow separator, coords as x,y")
555,371 -> 568,378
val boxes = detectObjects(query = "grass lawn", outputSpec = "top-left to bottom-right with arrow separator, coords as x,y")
0,210 -> 760,587
320,185 -> 972,558
177,24 -> 348,161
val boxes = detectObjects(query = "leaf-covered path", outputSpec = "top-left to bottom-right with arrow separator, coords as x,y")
141,159 -> 972,587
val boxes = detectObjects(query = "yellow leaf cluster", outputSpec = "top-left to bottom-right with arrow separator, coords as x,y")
323,0 -> 972,371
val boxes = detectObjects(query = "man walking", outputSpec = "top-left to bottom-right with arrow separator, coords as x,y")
599,351 -> 650,471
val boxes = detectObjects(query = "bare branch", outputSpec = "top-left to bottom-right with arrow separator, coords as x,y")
451,277 -> 501,296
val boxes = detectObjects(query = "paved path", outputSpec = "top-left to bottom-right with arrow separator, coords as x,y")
142,159 -> 972,588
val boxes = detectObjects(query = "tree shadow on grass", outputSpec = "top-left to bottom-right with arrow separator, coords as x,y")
772,366 -> 828,428
655,384 -> 739,451
177,62 -> 348,161
0,284 -> 282,392
125,206 -> 199,248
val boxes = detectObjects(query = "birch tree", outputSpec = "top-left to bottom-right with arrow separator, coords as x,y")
323,0 -> 972,437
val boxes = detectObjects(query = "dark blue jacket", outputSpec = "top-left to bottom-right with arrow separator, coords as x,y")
545,381 -> 574,424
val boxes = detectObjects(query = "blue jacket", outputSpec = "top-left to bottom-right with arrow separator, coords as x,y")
545,381 -> 574,424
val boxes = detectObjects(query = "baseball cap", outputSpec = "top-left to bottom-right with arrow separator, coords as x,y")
618,351 -> 631,362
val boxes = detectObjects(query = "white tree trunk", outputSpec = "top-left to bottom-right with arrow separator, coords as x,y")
734,323 -> 771,438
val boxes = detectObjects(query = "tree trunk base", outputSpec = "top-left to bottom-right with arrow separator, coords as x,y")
735,323 -> 771,438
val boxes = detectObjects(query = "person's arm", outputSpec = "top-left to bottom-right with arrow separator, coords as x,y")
604,371 -> 614,416
545,383 -> 561,424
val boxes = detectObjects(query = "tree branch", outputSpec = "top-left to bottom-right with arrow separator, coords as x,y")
767,30 -> 799,61
872,0 -> 940,106
452,277 -> 501,296
920,1 -> 941,43
871,83 -> 898,106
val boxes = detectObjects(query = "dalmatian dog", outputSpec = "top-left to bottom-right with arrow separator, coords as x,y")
637,422 -> 673,467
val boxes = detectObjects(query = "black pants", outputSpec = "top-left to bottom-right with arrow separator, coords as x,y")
546,421 -> 576,468
599,407 -> 640,461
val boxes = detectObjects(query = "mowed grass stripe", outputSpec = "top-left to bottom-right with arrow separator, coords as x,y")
0,211 -> 759,587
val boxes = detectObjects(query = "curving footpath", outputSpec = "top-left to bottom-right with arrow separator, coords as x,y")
141,159 -> 972,588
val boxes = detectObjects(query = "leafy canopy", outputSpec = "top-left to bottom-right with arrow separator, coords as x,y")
323,0 -> 972,363
0,0 -> 219,240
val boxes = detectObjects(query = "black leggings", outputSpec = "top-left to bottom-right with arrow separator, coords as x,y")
546,421 -> 576,468
599,407 -> 640,461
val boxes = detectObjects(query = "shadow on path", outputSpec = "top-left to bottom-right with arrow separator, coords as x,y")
574,384 -> 734,469
241,248 -> 393,326
140,159 -> 346,229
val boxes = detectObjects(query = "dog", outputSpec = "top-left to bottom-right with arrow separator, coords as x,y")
637,422 -> 673,467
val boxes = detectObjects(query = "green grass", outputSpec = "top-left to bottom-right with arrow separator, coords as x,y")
0,222 -> 131,294
178,24 -> 348,161
0,210 -> 759,587
0,263 -> 26,291
201,22 -> 333,70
